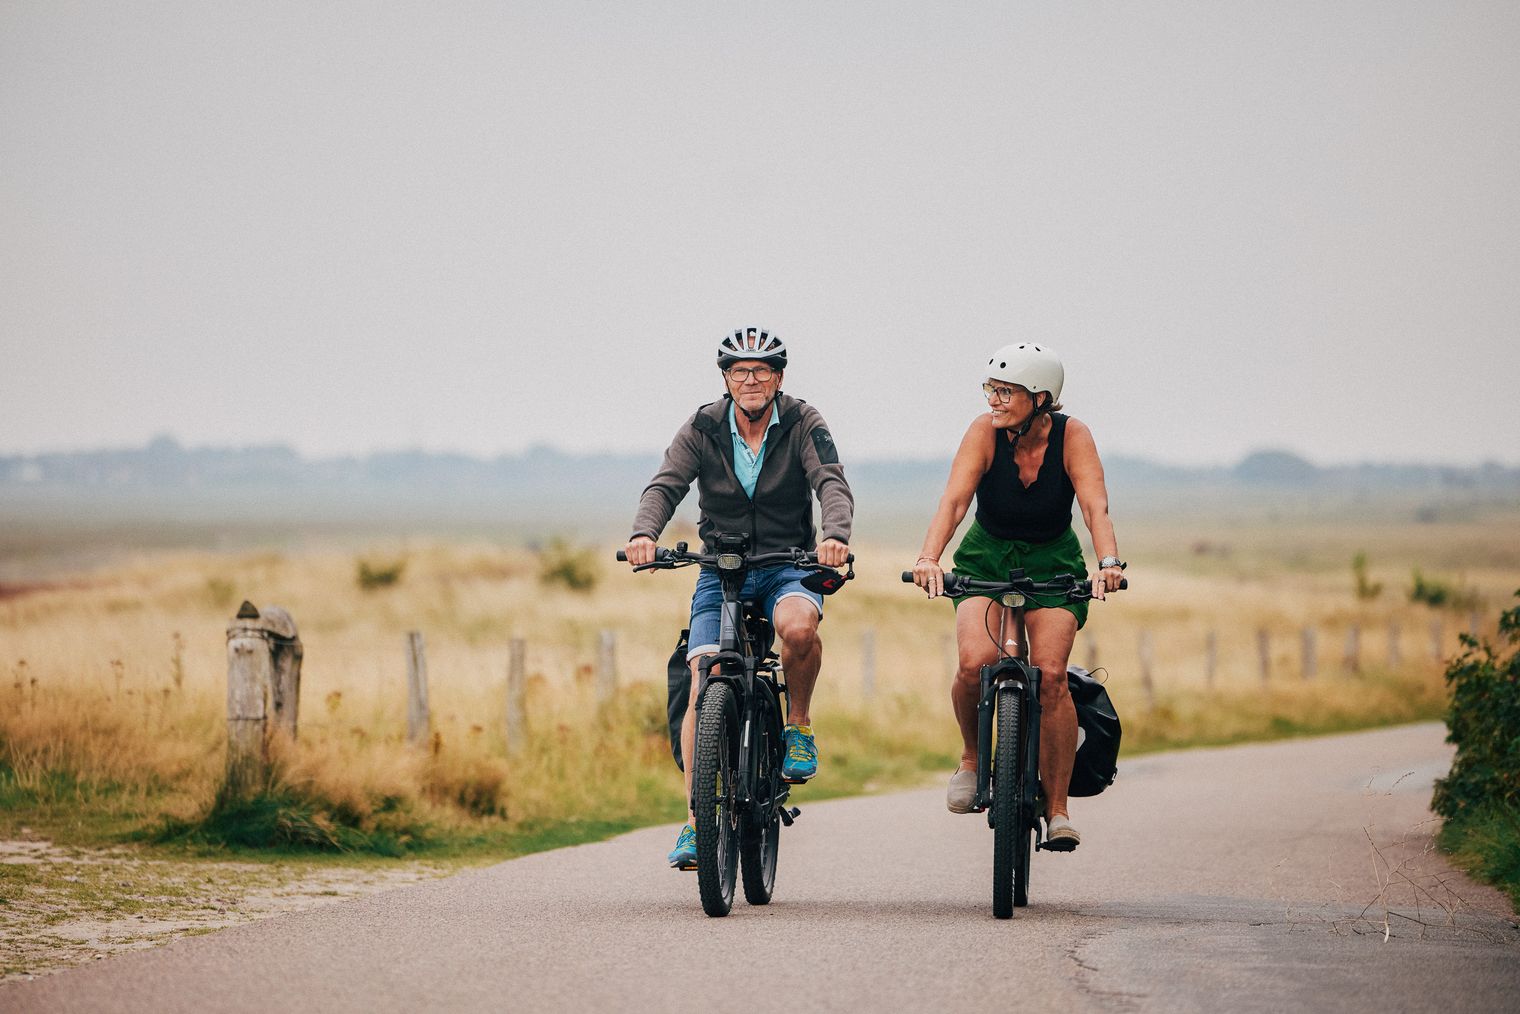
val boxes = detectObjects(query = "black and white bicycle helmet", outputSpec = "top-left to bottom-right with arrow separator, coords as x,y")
717,327 -> 788,370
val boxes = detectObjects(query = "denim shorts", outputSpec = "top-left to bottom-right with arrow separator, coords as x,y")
687,565 -> 824,659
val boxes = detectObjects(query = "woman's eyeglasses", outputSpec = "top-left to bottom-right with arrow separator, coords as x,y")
982,382 -> 1018,404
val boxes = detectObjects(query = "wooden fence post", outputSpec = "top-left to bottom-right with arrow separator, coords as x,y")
1138,629 -> 1156,708
1300,627 -> 1317,681
224,601 -> 300,800
861,628 -> 876,700
1387,620 -> 1402,669
1204,630 -> 1217,690
1257,629 -> 1271,685
597,630 -> 617,703
506,638 -> 526,752
1429,618 -> 1443,661
406,631 -> 430,745
1467,610 -> 1481,641
1344,624 -> 1361,675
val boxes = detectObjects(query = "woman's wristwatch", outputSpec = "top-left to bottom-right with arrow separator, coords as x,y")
1097,556 -> 1126,571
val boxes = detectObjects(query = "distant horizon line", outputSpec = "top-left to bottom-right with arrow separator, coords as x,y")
1,433 -> 1516,472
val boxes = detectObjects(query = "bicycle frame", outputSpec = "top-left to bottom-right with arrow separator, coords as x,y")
695,541 -> 789,820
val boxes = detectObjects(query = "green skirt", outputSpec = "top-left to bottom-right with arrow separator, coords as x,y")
950,521 -> 1089,629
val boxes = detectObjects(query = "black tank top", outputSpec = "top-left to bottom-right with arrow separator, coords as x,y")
973,413 -> 1075,544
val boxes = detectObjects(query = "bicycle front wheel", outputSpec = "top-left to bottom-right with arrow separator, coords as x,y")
693,681 -> 740,917
991,686 -> 1033,918
740,696 -> 781,905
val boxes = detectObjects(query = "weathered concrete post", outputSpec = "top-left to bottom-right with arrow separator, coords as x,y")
224,601 -> 300,800
1257,629 -> 1271,685
506,638 -> 526,752
1387,620 -> 1402,669
597,630 -> 617,703
262,606 -> 301,737
406,631 -> 430,745
1429,618 -> 1443,661
1301,627 -> 1317,681
1204,630 -> 1217,690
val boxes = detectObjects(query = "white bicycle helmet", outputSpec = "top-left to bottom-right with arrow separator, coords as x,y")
986,343 -> 1064,405
718,327 -> 787,370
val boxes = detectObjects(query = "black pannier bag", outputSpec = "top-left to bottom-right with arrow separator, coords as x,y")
663,615 -> 774,772
1066,665 -> 1121,796
667,629 -> 690,771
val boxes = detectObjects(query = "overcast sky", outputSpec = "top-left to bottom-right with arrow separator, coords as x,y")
2,1 -> 1517,466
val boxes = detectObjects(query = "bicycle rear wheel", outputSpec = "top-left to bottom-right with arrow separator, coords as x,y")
992,686 -> 1033,918
740,697 -> 781,905
693,681 -> 740,917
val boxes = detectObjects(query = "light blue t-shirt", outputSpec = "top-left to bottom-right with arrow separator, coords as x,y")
728,400 -> 779,498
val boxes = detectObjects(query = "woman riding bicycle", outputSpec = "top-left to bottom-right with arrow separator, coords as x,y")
911,343 -> 1123,850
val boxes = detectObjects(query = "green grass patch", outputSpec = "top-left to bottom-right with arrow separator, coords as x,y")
1437,804 -> 1520,910
149,789 -> 423,857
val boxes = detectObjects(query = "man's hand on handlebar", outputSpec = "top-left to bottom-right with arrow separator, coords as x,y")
816,538 -> 850,569
624,536 -> 657,567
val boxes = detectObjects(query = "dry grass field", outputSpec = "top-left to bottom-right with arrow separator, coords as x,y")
2,510 -> 1515,857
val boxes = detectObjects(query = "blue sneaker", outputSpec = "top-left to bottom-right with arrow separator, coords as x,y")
667,824 -> 697,870
781,724 -> 818,783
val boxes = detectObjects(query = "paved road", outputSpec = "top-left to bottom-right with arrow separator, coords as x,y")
5,723 -> 1516,1013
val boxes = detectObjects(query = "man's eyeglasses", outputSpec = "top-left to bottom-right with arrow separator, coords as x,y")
726,366 -> 776,383
982,382 -> 1018,404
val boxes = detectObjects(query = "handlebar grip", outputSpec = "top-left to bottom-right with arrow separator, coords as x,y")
615,550 -> 628,562
1118,578 -> 1128,590
901,571 -> 914,583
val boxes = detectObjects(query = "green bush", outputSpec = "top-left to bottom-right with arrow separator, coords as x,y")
356,558 -> 406,591
1409,569 -> 1479,611
1433,593 -> 1520,819
538,538 -> 599,593
1352,551 -> 1382,601
1432,591 -> 1520,910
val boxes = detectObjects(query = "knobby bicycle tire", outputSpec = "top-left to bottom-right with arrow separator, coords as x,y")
1013,691 -> 1034,909
694,681 -> 740,917
739,691 -> 780,905
992,687 -> 1032,918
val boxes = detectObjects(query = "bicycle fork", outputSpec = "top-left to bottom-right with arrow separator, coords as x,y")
974,664 -> 1044,812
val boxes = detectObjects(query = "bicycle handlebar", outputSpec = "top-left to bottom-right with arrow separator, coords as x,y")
617,546 -> 853,570
899,570 -> 1127,601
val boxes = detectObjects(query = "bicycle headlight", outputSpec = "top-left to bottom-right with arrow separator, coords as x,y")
1000,591 -> 1026,608
716,553 -> 743,571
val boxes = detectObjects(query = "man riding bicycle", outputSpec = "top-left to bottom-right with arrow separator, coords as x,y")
623,327 -> 854,869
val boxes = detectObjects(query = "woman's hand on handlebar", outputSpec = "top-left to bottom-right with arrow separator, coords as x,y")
623,536 -> 657,567
1091,564 -> 1125,600
815,538 -> 850,569
912,555 -> 946,599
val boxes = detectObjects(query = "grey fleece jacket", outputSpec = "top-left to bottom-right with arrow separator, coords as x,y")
631,393 -> 854,555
